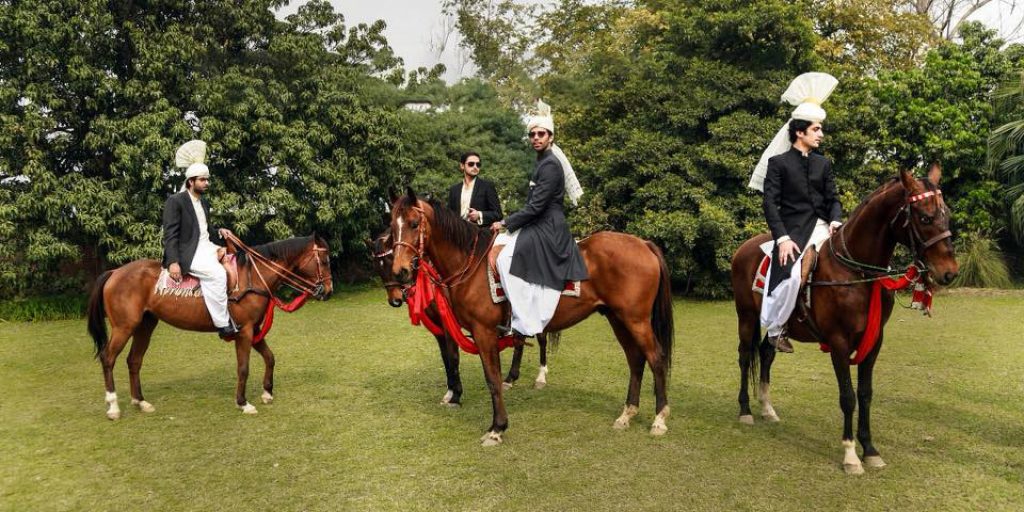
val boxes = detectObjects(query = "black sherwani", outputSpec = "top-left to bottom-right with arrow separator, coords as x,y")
446,177 -> 503,225
162,191 -> 223,275
762,147 -> 842,293
504,149 -> 589,289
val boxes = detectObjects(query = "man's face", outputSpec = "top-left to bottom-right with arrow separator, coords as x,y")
529,128 -> 553,152
461,155 -> 481,178
190,176 -> 211,194
797,122 -> 824,149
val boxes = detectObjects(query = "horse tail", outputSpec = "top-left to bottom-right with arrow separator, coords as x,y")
87,270 -> 113,358
645,241 -> 674,371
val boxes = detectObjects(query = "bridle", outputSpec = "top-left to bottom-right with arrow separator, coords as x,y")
391,205 -> 494,289
371,234 -> 405,291
226,233 -> 331,300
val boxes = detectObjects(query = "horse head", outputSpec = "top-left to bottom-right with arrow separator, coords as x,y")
897,163 -> 958,285
295,234 -> 334,300
368,228 -> 405,307
389,187 -> 435,286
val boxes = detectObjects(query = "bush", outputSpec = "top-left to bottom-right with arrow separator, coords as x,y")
951,232 -> 1014,289
0,295 -> 87,322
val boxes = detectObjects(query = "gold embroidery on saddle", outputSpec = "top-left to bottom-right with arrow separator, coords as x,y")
154,254 -> 239,298
486,244 -> 581,304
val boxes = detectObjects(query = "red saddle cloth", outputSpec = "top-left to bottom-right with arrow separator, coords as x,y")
487,265 -> 581,304
155,254 -> 237,297
752,255 -> 771,294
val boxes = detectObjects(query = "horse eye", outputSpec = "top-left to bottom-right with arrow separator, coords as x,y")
410,220 -> 419,229
920,215 -> 933,225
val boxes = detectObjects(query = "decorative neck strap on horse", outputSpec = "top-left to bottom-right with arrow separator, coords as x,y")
819,265 -> 933,364
406,260 -> 517,354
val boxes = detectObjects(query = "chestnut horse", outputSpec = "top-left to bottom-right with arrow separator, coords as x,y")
390,192 -> 674,446
370,230 -> 552,407
87,235 -> 332,419
731,166 -> 958,474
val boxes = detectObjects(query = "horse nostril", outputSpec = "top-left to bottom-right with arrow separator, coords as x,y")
944,271 -> 957,284
389,298 -> 403,308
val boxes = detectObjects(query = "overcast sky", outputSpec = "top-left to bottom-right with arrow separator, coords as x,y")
277,1 -> 1024,83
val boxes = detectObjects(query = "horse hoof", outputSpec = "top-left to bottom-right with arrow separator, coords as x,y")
738,414 -> 754,425
261,391 -> 274,404
502,382 -> 513,391
132,400 -> 156,413
480,431 -> 503,447
534,380 -> 546,390
649,423 -> 668,436
239,403 -> 258,415
612,417 -> 631,430
864,455 -> 886,468
762,412 -> 780,423
106,410 -> 121,421
843,462 -> 865,475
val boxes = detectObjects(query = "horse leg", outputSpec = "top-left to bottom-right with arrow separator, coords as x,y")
758,336 -> 780,422
830,347 -> 862,475
737,314 -> 760,425
126,314 -> 158,414
252,339 -> 275,404
608,316 -> 645,431
857,335 -> 885,469
234,331 -> 257,414
437,333 -> 463,406
100,327 -> 133,420
628,320 -> 670,436
478,342 -> 508,446
503,344 -> 525,390
534,333 -> 548,389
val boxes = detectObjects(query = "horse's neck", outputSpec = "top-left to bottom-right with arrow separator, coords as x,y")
243,254 -> 294,294
426,232 -> 473,279
837,185 -> 903,268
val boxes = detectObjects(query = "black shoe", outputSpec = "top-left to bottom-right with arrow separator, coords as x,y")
218,324 -> 239,341
768,335 -> 794,353
496,324 -> 528,339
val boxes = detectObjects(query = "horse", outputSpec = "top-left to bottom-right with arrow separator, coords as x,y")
730,165 -> 958,474
369,230 -> 552,407
86,235 -> 332,420
389,191 -> 674,446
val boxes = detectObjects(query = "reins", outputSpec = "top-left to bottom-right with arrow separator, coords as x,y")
390,205 -> 497,290
224,233 -> 329,300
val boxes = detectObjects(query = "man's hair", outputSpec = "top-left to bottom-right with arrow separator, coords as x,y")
186,177 -> 196,190
788,119 -> 814,144
460,151 -> 481,164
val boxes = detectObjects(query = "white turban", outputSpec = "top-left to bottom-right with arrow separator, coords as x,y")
526,100 -> 583,206
748,72 -> 838,191
175,140 -> 209,191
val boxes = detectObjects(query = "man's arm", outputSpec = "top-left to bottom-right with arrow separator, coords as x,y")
447,184 -> 460,213
503,161 -> 561,232
162,196 -> 181,267
762,158 -> 788,242
480,180 -> 503,225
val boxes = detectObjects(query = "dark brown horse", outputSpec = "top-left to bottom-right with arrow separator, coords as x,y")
370,230 -> 552,407
390,191 -> 674,445
87,235 -> 332,419
731,165 -> 958,474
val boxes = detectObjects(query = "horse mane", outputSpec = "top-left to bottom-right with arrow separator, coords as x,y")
844,177 -> 901,223
237,236 -> 313,267
394,195 -> 491,256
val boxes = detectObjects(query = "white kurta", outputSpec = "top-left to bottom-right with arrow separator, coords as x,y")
495,231 -> 561,336
187,194 -> 230,328
760,219 -> 830,338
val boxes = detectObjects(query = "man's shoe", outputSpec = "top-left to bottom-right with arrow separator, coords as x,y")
218,324 -> 239,341
496,324 -> 528,339
768,335 -> 794,353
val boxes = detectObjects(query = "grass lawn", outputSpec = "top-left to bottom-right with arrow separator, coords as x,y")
1,288 -> 1022,511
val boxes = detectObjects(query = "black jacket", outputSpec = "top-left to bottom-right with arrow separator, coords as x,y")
447,177 -> 503,225
161,191 -> 223,275
504,149 -> 589,289
762,147 -> 842,292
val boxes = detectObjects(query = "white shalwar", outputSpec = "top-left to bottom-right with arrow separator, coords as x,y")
760,219 -> 831,338
495,231 -> 562,336
188,194 -> 230,328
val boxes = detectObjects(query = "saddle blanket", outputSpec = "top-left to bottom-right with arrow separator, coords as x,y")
487,267 -> 580,304
154,255 -> 237,298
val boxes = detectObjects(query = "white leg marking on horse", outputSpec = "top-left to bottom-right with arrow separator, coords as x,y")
534,365 -> 548,389
759,382 -> 780,422
649,405 -> 670,436
105,391 -> 121,420
261,391 -> 274,404
613,404 -> 639,430
239,402 -> 258,415
131,399 -> 156,413
502,381 -> 513,391
738,414 -> 755,425
441,389 -> 454,404
480,430 -> 503,447
864,455 -> 886,468
842,440 -> 864,475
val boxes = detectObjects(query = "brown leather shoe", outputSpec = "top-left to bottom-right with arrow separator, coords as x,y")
769,335 -> 794,353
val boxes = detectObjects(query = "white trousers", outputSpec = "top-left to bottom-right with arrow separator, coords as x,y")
761,219 -> 830,338
495,231 -> 562,336
188,240 -> 231,328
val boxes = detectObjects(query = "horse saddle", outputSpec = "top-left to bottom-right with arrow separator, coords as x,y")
486,244 -> 581,304
154,253 -> 239,298
752,243 -> 818,295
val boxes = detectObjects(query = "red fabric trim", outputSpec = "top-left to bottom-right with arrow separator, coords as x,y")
251,292 -> 311,344
406,261 -> 517,354
818,266 -> 931,364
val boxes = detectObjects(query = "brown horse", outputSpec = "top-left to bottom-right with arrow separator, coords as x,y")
731,165 -> 958,474
370,230 -> 552,407
87,235 -> 332,419
390,191 -> 674,446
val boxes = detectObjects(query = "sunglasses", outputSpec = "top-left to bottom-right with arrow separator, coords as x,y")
465,161 -> 482,168
528,130 -> 549,139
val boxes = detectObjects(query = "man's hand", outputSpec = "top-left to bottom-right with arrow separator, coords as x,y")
218,228 -> 234,240
829,221 -> 842,236
778,240 -> 800,266
168,263 -> 182,283
217,247 -> 227,262
490,221 -> 504,233
467,208 -> 480,223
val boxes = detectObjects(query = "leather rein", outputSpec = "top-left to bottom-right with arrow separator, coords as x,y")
224,233 -> 330,301
390,206 -> 496,290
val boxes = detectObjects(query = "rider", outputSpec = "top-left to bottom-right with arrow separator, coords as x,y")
162,140 -> 238,340
447,151 -> 503,226
490,100 -> 588,337
749,73 -> 843,353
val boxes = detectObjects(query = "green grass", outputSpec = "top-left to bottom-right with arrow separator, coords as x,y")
1,289 -> 1022,511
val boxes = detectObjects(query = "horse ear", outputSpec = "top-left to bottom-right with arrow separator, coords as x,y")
927,161 -> 942,186
406,186 -> 417,201
899,169 -> 917,192
388,186 -> 399,203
